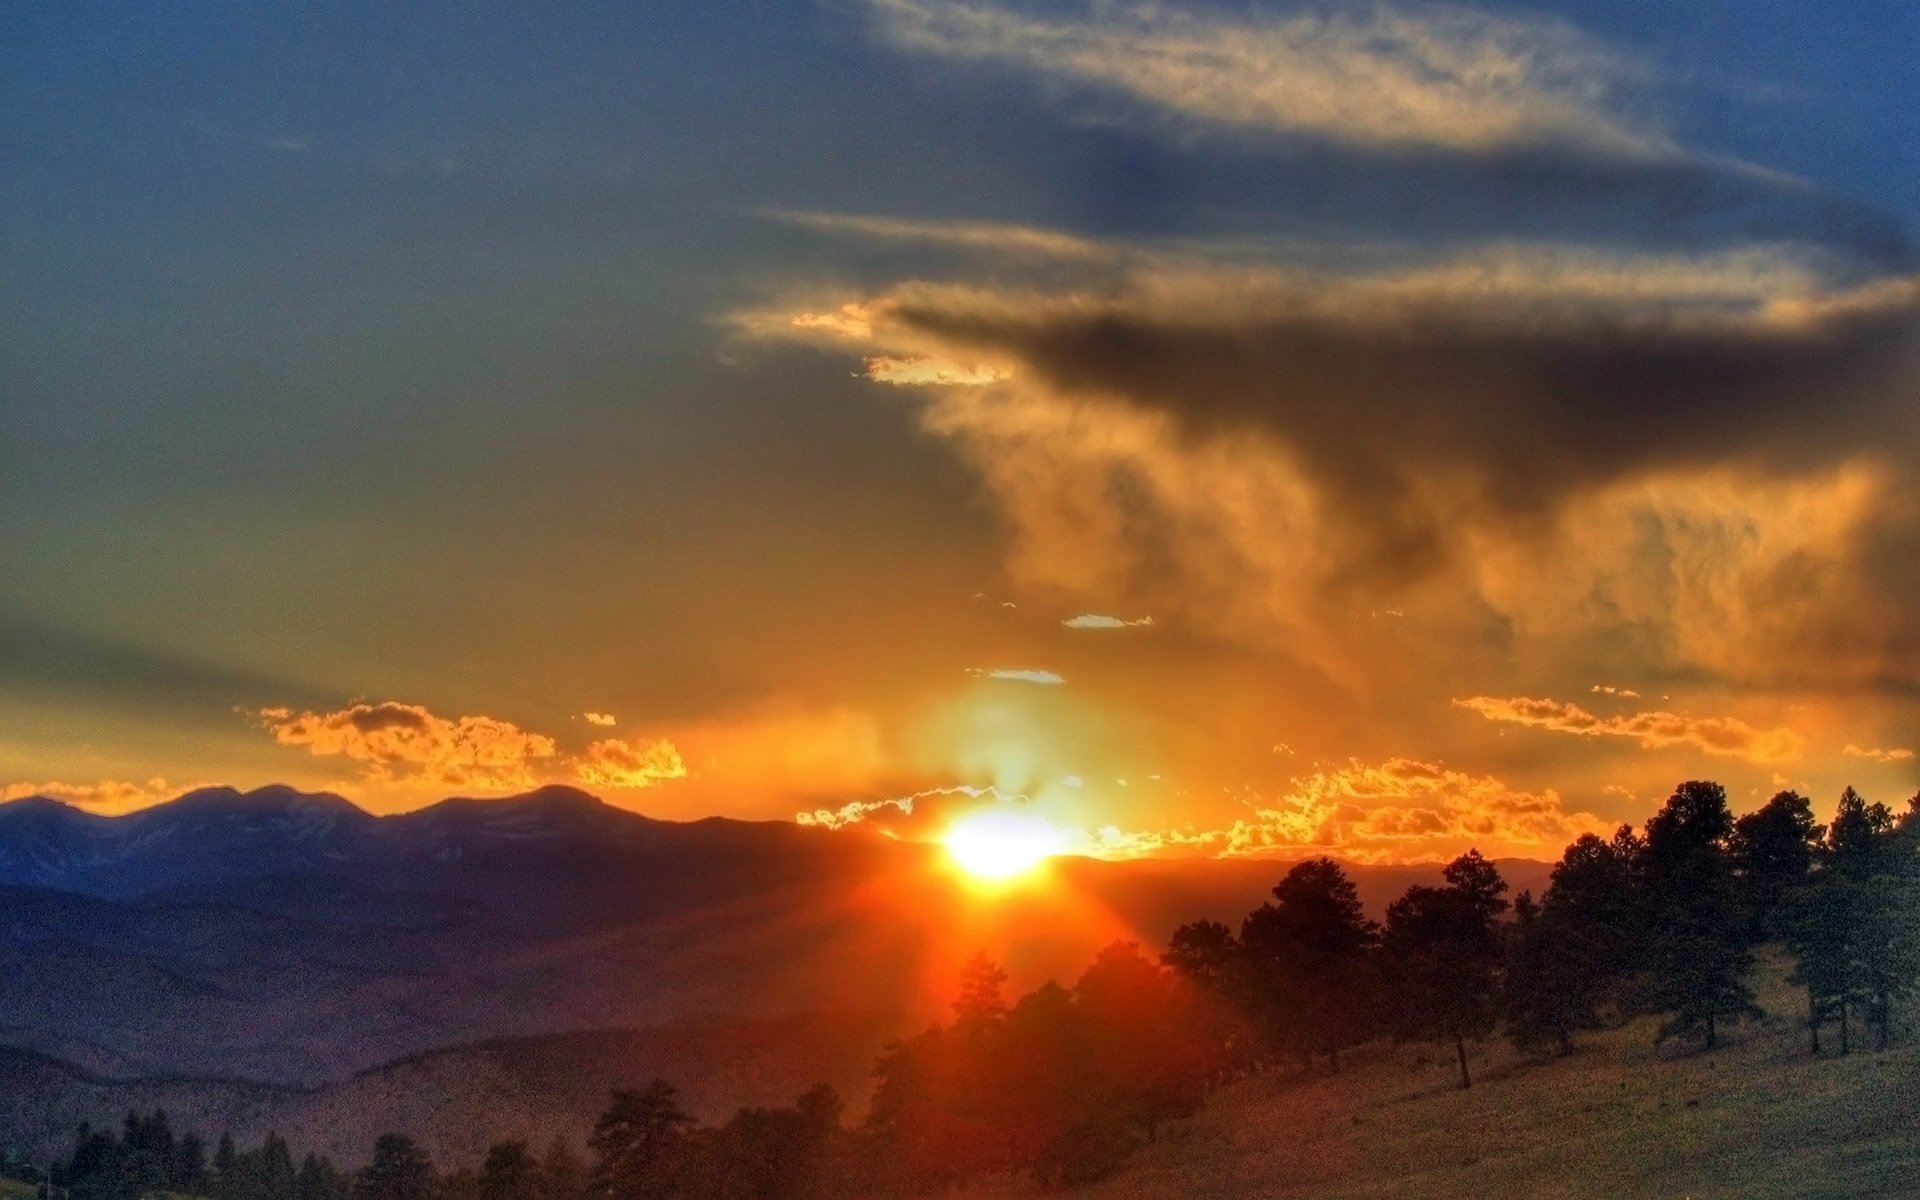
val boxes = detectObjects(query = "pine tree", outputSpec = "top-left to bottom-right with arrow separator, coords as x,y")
1382,850 -> 1508,1087
1645,782 -> 1761,1049
1240,858 -> 1380,1072
354,1136 -> 432,1200
587,1083 -> 694,1200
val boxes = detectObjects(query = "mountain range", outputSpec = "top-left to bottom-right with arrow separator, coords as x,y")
0,785 -> 1551,1165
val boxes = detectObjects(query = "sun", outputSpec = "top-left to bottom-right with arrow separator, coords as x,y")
943,807 -> 1067,883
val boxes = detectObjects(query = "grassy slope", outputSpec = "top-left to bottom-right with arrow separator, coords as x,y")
967,950 -> 1920,1200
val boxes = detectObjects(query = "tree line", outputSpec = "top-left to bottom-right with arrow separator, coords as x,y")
14,781 -> 1916,1198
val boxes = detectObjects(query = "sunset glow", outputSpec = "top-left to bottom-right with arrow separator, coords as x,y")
942,807 -> 1068,882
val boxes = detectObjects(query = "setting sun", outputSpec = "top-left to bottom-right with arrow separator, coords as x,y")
942,807 -> 1068,882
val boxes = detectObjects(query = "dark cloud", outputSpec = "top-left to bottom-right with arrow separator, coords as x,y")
890,272 -> 1918,570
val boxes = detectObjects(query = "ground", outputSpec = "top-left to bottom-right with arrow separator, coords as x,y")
963,952 -> 1920,1199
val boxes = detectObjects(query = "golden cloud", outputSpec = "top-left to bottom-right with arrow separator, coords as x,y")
1111,758 -> 1613,864
1455,696 -> 1806,763
1843,743 -> 1916,764
0,777 -> 183,816
574,737 -> 688,790
257,701 -> 561,791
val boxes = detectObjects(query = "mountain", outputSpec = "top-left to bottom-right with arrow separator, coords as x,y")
0,784 -> 1555,1167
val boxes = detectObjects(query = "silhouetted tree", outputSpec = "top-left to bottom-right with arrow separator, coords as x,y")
1645,782 -> 1760,1048
589,1082 -> 695,1200
1074,941 -> 1206,1143
477,1143 -> 539,1200
215,1133 -> 242,1200
1731,790 -> 1822,938
356,1136 -> 433,1200
1383,850 -> 1508,1087
1163,919 -> 1259,1080
259,1133 -> 298,1200
1790,788 -> 1920,1052
297,1153 -> 352,1200
1240,858 -> 1380,1072
536,1141 -> 585,1200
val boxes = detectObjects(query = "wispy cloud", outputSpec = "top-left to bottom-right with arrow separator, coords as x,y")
967,667 -> 1066,685
767,209 -> 1113,261
1455,696 -> 1806,763
1842,743 -> 1915,764
582,711 -> 618,727
1590,684 -> 1640,699
864,0 -> 1670,156
865,355 -> 1010,386
1062,613 -> 1154,629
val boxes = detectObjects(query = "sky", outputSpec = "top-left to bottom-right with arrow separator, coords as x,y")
4,0 -> 1917,863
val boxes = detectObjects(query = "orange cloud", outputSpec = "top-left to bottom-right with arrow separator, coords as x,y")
257,701 -> 561,791
0,777 -> 184,816
574,737 -> 687,790
804,761 -> 1606,865
1062,613 -> 1154,629
1455,695 -> 1805,763
582,711 -> 617,727
1843,743 -> 1915,764
864,355 -> 1010,386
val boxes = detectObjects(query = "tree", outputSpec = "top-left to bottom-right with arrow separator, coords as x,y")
1074,941 -> 1206,1143
1644,782 -> 1760,1049
1730,790 -> 1822,938
214,1133 -> 242,1200
478,1143 -> 539,1200
297,1154 -> 350,1200
1790,789 -> 1920,1052
1382,850 -> 1508,1087
1240,858 -> 1380,1072
1162,920 -> 1258,1080
1504,892 -> 1584,1057
259,1133 -> 297,1200
356,1136 -> 433,1200
588,1082 -> 695,1200
536,1142 -> 585,1200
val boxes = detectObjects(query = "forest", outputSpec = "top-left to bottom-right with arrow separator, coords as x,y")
9,780 -> 1916,1200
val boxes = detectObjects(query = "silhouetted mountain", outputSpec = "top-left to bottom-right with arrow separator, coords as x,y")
0,784 -> 1558,1165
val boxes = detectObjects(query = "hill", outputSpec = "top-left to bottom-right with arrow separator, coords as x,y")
0,1009 -> 899,1168
956,950 -> 1920,1200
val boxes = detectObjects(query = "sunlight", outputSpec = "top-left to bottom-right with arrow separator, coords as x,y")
943,806 -> 1068,883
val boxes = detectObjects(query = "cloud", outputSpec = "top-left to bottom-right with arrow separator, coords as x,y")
1062,613 -> 1154,629
1106,758 -> 1612,863
795,782 -> 997,834
1455,696 -> 1806,763
755,242 -> 1920,691
574,737 -> 688,790
967,667 -> 1066,685
863,0 -> 1668,156
257,701 -> 561,791
0,777 -> 183,815
865,355 -> 1011,386
767,210 -> 1112,261
582,711 -> 617,727
1590,685 -> 1640,699
1843,744 -> 1915,764
802,760 -> 1607,863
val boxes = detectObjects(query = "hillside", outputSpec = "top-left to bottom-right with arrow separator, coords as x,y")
958,950 -> 1920,1200
0,1008 -> 901,1168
